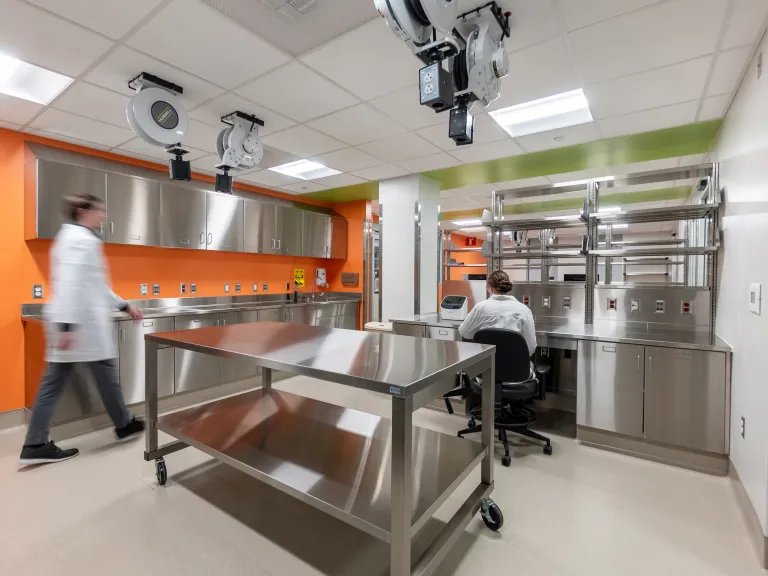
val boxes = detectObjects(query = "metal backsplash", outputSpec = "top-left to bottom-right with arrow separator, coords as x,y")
593,286 -> 711,328
508,282 -> 586,321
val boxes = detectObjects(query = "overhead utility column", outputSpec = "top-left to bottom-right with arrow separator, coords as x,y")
379,174 -> 440,322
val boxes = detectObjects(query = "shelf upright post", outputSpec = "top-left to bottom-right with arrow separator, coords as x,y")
585,180 -> 600,325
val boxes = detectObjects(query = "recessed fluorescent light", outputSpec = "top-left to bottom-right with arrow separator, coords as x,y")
598,206 -> 623,213
0,53 -> 73,105
451,218 -> 482,226
544,214 -> 581,221
489,89 -> 593,138
552,176 -> 615,188
599,223 -> 629,230
269,159 -> 341,180
458,226 -> 486,232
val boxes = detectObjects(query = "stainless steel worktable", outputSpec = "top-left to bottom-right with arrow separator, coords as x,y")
143,321 -> 498,576
390,313 -> 731,352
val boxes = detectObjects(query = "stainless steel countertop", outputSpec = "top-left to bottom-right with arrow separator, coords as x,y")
21,294 -> 361,323
389,313 -> 732,353
146,321 -> 495,397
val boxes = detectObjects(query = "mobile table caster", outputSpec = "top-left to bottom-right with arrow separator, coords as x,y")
544,444 -> 553,456
501,454 -> 512,467
155,458 -> 167,486
480,497 -> 504,531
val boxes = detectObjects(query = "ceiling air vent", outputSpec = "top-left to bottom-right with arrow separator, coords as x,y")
258,0 -> 319,21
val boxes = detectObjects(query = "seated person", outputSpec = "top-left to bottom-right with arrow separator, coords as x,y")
457,270 -> 537,356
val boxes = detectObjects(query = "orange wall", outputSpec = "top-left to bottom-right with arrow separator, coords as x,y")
447,234 -> 486,280
0,128 -> 366,412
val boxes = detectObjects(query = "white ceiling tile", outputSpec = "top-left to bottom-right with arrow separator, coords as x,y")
369,87 -> 445,130
188,93 -> 294,136
707,46 -> 752,96
598,101 -> 699,138
556,0 -> 660,31
585,57 -> 712,119
30,109 -> 134,148
0,0 -> 112,77
190,154 -> 218,175
503,0 -> 562,52
516,122 -> 600,152
181,119 -> 223,154
310,148 -> 385,172
307,104 -> 408,146
85,47 -> 225,108
440,196 -> 479,209
568,0 -> 727,84
24,0 -> 163,39
0,94 -> 43,125
417,114 -> 510,151
301,19 -> 420,101
241,169 -> 300,187
117,137 -> 208,161
351,164 -> 409,181
281,181 -> 329,194
259,146 -> 302,169
127,0 -> 288,89
495,176 -> 552,189
490,36 -> 582,111
236,62 -> 358,122
397,152 -> 461,173
0,121 -> 22,131
358,132 -> 442,163
698,94 -> 731,121
25,129 -> 111,151
261,125 -> 346,157
448,138 -> 524,164
311,173 -> 367,188
51,82 -> 130,129
722,0 -> 768,50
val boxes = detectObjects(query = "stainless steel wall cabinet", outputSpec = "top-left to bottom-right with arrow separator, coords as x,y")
160,185 -> 207,250
302,212 -> 332,258
106,173 -> 161,246
206,193 -> 244,252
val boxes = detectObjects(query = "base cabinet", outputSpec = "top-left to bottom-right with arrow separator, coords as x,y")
174,314 -> 221,393
219,311 -> 261,384
119,317 -> 175,404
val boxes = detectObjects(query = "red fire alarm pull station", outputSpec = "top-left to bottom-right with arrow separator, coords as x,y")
465,237 -> 477,246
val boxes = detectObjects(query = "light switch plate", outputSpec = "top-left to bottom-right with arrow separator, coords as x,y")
152,284 -> 160,296
32,285 -> 43,299
140,284 -> 148,296
224,283 -> 230,293
190,283 -> 197,294
252,282 -> 259,292
749,283 -> 761,315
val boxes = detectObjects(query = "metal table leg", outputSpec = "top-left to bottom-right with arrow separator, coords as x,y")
481,356 -> 495,485
390,395 -> 413,576
145,340 -> 159,456
262,367 -> 272,390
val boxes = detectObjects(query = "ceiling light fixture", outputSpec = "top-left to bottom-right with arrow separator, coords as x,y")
458,226 -> 486,232
269,159 -> 340,180
489,89 -> 593,138
451,218 -> 482,226
0,53 -> 73,105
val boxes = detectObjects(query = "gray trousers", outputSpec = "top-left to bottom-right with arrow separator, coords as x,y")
25,360 -> 132,446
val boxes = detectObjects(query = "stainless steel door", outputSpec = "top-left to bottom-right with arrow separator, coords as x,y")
244,201 -> 278,254
644,347 -> 727,453
316,316 -> 335,329
160,184 -> 207,249
118,318 -> 175,404
330,216 -> 348,260
276,206 -> 302,256
336,314 -> 358,330
426,326 -> 458,340
392,323 -> 426,337
257,308 -> 282,322
174,314 -> 221,393
219,311 -> 261,383
301,212 -> 331,258
577,341 -> 645,437
106,174 -> 161,246
206,192 -> 244,252
283,306 -> 316,324
35,161 -> 106,239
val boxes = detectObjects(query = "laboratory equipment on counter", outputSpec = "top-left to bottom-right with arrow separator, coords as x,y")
440,295 -> 468,320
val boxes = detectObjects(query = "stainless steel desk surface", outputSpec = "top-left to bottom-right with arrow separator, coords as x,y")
389,314 -> 731,353
147,321 -> 495,397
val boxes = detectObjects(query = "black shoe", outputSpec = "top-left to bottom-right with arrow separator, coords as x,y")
115,417 -> 145,441
19,442 -> 79,466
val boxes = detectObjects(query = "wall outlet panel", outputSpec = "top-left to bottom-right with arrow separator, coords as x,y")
152,284 -> 160,296
252,282 -> 259,292
749,283 -> 761,315
140,284 -> 148,296
32,285 -> 43,299
263,282 -> 268,292
190,284 -> 197,294
235,283 -> 241,293
224,283 -> 230,293
180,283 -> 187,295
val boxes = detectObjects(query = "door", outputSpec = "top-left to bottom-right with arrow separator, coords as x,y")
257,308 -> 282,322
316,316 -> 335,329
118,318 -> 175,404
644,347 -> 727,453
174,314 -> 221,393
160,184 -> 207,249
106,174 -> 161,246
426,326 -> 458,340
244,201 -> 278,254
219,311 -> 261,383
329,217 -> 348,260
276,206 -> 302,256
301,212 -> 331,258
336,314 -> 358,330
34,161 -> 106,239
283,306 -> 316,324
206,192 -> 243,252
577,341 -> 645,437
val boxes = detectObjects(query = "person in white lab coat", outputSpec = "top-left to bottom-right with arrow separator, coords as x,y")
20,194 -> 146,466
458,270 -> 537,355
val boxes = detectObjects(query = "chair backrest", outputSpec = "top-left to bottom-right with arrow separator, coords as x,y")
472,329 -> 531,383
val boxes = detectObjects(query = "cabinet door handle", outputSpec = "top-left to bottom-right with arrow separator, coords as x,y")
110,222 -> 114,235
271,239 -> 275,249
637,354 -> 641,372
277,239 -> 281,250
100,222 -> 105,236
120,328 -> 125,343
207,233 -> 212,245
648,356 -> 652,372
200,232 -> 205,244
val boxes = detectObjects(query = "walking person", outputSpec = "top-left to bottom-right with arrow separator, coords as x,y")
19,193 -> 146,465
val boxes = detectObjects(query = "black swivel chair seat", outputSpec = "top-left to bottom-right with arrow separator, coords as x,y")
444,328 -> 553,466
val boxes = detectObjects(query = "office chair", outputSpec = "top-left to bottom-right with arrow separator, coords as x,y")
444,328 -> 552,466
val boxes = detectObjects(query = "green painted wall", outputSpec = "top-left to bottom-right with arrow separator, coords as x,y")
304,120 -> 721,203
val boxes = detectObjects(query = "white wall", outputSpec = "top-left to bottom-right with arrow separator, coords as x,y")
715,31 -> 768,535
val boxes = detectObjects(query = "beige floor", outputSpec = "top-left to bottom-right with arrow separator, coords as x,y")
0,376 -> 761,576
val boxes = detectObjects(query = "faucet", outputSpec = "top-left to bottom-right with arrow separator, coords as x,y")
293,281 -> 299,303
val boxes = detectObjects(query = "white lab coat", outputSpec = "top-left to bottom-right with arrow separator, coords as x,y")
458,294 -> 537,356
45,224 -> 125,363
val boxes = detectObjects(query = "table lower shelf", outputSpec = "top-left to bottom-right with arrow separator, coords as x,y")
158,388 -> 486,542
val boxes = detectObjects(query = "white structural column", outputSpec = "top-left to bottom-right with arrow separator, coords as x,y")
380,174 -> 440,322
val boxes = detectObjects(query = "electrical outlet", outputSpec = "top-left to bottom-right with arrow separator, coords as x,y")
542,296 -> 550,308
607,298 -> 617,311
140,284 -> 148,296
32,285 -> 43,299
152,284 -> 160,296
190,283 -> 197,294
680,300 -> 692,315
655,299 -> 665,314
180,283 -> 187,295
235,283 -> 241,293
224,283 -> 230,293
252,282 -> 258,292
741,416 -> 746,439
563,296 -> 571,310
263,282 -> 268,292
630,299 -> 640,312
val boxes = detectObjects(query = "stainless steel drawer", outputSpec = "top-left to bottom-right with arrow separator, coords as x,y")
426,326 -> 459,340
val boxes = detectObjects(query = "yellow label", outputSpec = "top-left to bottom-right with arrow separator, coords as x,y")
293,268 -> 305,287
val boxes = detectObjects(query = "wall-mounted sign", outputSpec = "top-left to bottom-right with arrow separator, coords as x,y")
293,268 -> 305,287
